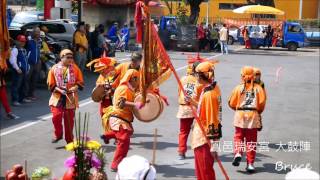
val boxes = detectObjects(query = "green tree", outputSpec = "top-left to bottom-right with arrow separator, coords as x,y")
184,0 -> 205,24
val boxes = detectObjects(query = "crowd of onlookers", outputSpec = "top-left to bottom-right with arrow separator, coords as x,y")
242,24 -> 283,49
197,22 -> 230,54
0,21 -> 130,120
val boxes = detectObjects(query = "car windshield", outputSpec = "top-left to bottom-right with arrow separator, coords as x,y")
11,13 -> 43,24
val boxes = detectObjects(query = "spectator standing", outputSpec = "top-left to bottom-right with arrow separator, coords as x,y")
219,24 -> 229,54
92,24 -> 107,59
265,24 -> 274,48
197,22 -> 207,51
73,22 -> 88,72
120,24 -> 130,50
108,22 -> 119,43
208,24 -> 219,51
9,35 -> 31,106
0,69 -> 19,119
25,27 -> 41,101
242,26 -> 251,49
85,24 -> 92,61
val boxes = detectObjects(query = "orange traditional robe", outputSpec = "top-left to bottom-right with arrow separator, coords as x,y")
228,83 -> 266,129
109,84 -> 136,131
191,83 -> 222,149
176,74 -> 204,119
47,63 -> 84,109
111,62 -> 131,88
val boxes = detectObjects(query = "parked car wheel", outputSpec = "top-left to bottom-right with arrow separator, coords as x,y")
287,42 -> 298,51
228,36 -> 234,45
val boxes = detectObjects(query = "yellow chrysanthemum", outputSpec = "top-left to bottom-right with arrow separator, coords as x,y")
65,141 -> 80,151
86,140 -> 102,150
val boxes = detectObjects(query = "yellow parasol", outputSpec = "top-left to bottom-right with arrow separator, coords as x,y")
233,5 -> 285,15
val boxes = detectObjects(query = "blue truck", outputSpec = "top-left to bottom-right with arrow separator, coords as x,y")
239,21 -> 309,51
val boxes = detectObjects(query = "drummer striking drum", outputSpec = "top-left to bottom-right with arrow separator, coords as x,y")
104,69 -> 144,171
86,57 -> 117,116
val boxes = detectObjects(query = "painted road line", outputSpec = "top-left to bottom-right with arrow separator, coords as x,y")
0,98 -> 93,137
176,53 -> 223,71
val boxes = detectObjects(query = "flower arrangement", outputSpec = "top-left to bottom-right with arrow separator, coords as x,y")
31,167 -> 51,179
63,112 -> 107,180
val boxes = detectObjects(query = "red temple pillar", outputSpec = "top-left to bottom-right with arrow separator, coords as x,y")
44,0 -> 55,20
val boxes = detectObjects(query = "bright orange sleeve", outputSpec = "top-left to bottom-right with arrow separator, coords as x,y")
47,67 -> 56,91
257,86 -> 266,113
228,86 -> 239,111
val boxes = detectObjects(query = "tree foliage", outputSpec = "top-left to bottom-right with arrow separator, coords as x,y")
184,0 -> 205,24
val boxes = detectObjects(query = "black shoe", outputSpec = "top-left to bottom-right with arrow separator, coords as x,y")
51,137 -> 62,143
178,153 -> 186,160
100,135 -> 110,144
232,153 -> 242,166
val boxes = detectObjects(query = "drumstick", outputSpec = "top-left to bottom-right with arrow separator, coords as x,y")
151,128 -> 158,165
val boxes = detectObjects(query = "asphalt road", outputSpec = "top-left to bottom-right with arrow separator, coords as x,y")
1,46 -> 319,180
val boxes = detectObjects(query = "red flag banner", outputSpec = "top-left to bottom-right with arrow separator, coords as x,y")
0,0 -> 10,70
136,1 -> 172,102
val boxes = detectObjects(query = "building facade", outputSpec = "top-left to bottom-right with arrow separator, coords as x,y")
158,0 -> 319,22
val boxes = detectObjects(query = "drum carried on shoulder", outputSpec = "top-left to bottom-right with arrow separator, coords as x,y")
91,85 -> 106,102
133,93 -> 164,123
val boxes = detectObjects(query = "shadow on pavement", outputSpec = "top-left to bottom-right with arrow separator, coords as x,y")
131,141 -> 178,150
236,163 -> 289,175
218,153 -> 271,163
155,164 -> 195,178
132,133 -> 163,138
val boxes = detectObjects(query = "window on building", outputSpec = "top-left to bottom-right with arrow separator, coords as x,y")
219,3 -> 245,10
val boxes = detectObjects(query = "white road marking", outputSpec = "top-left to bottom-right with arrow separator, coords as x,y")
1,49 -> 241,136
0,99 -> 93,136
176,53 -> 223,71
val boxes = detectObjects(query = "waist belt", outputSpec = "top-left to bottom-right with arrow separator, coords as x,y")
110,115 -> 132,124
237,107 -> 257,111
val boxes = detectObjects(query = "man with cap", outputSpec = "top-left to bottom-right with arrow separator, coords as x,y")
47,49 -> 84,144
106,69 -> 144,171
176,56 -> 205,160
9,35 -> 31,106
111,51 -> 142,88
190,61 -> 222,180
73,22 -> 88,72
228,66 -> 266,173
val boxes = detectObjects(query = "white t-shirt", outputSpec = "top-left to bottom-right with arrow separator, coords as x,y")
219,27 -> 228,41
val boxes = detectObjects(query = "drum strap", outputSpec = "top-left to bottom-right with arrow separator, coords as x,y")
110,115 -> 132,124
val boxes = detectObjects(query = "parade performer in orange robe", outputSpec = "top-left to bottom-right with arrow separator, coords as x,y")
104,69 -> 143,171
47,49 -> 84,143
190,61 -> 222,180
229,66 -> 266,173
176,57 -> 205,159
111,52 -> 142,88
87,57 -> 117,116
